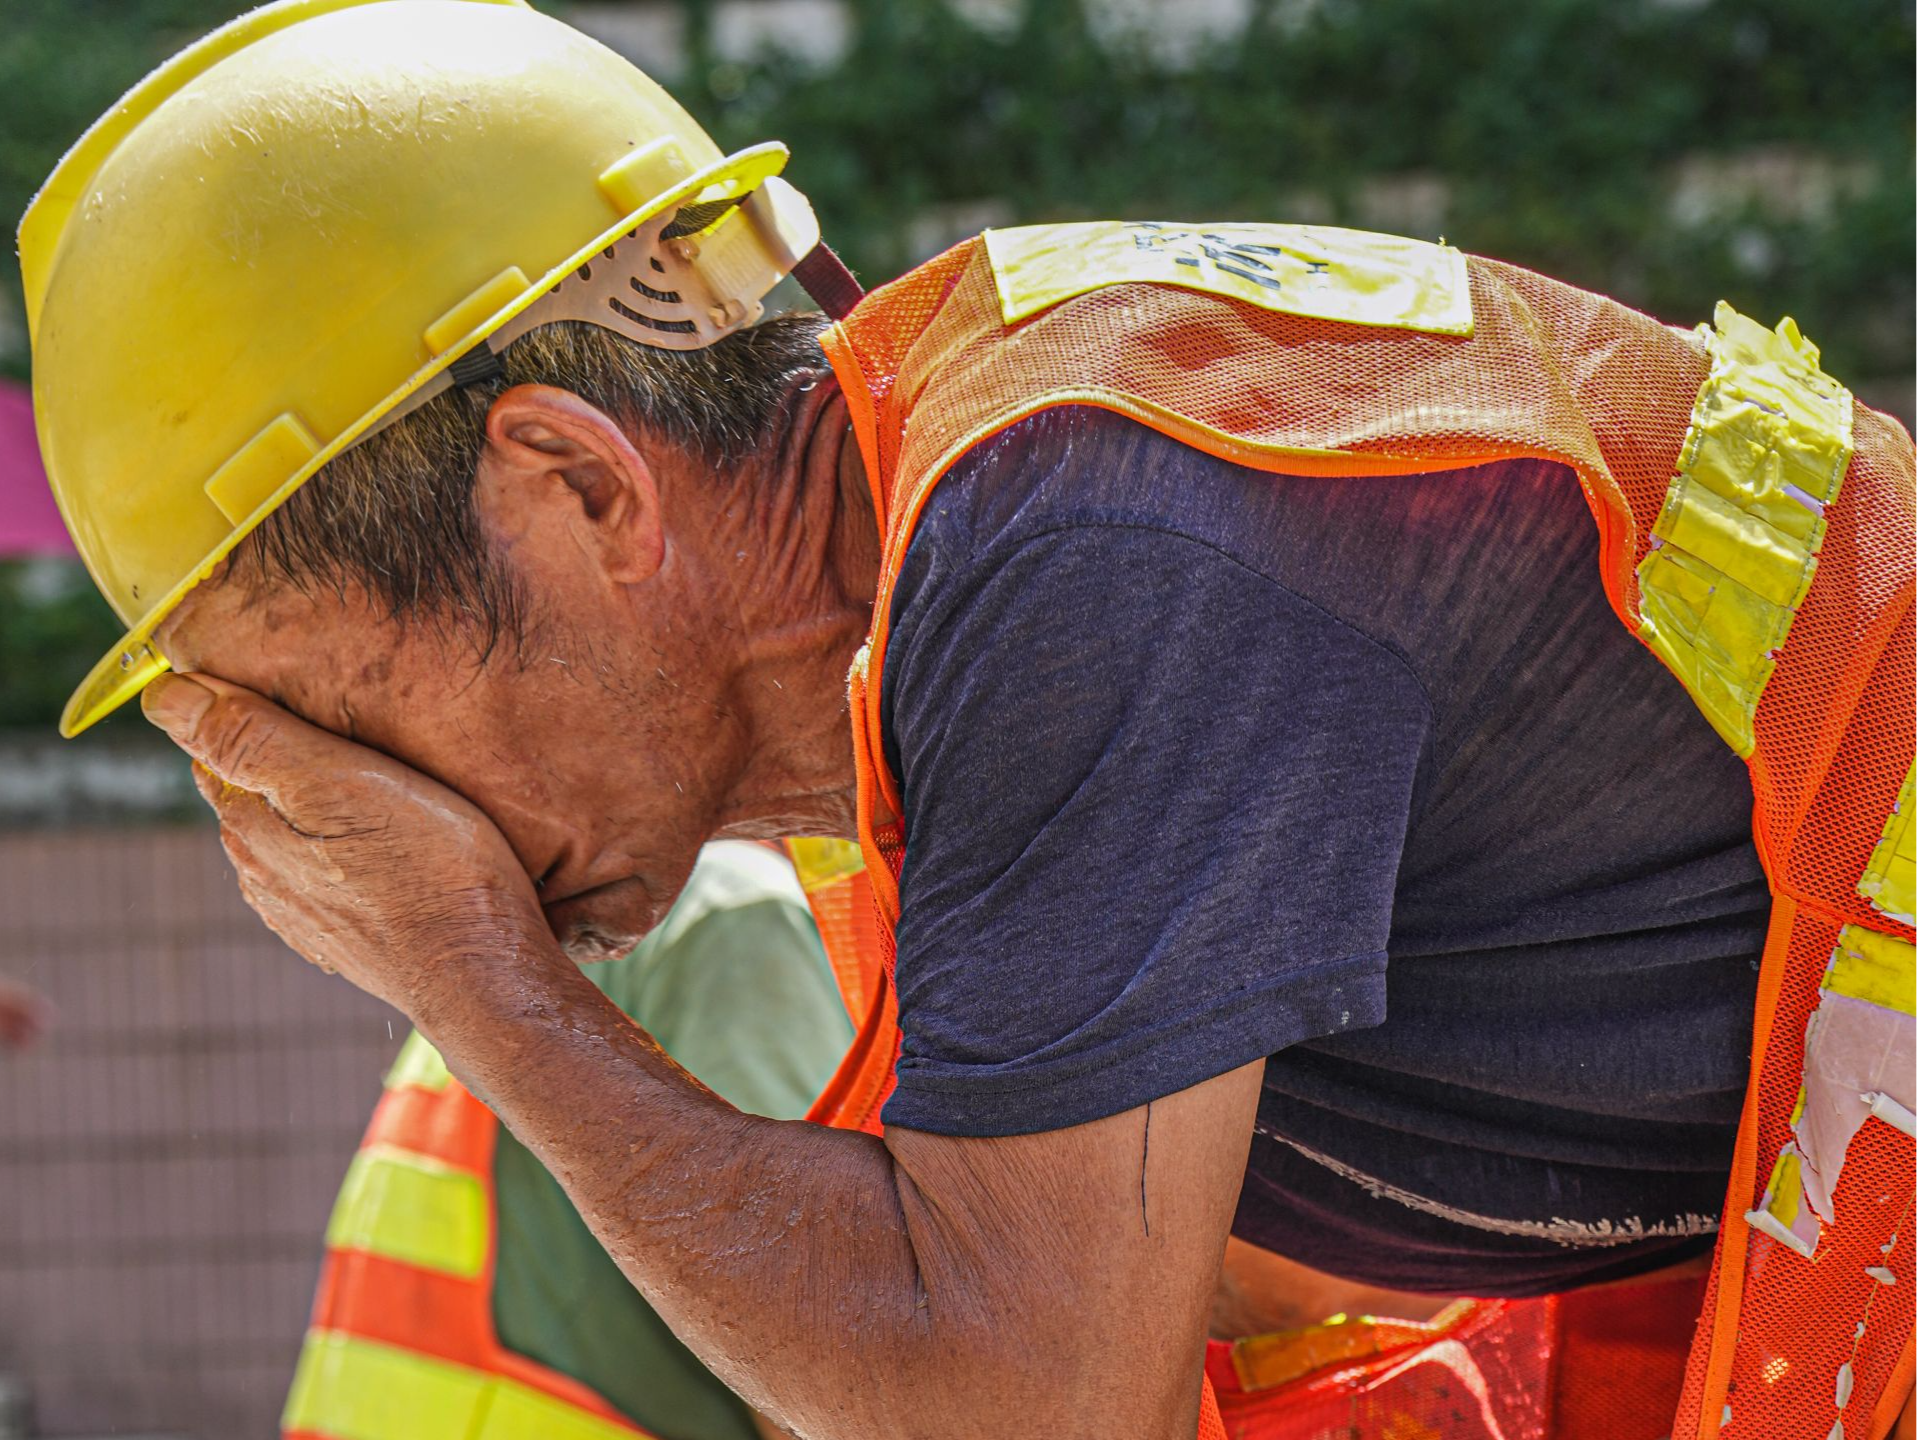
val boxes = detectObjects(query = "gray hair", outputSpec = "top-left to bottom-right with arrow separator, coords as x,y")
224,313 -> 830,658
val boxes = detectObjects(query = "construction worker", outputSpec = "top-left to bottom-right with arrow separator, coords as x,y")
286,839 -> 856,1440
19,3 -> 1913,1438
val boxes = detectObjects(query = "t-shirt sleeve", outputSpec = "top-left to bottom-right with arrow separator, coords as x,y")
879,512 -> 1432,1137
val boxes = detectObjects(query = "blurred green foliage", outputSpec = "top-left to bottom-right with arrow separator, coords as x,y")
0,1 -> 247,383
0,0 -> 1911,733
0,558 -> 123,728
682,0 -> 1914,381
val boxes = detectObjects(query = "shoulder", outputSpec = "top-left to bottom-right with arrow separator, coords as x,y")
912,405 -> 1250,562
634,841 -> 812,966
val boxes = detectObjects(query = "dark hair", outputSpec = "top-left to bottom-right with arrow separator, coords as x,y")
224,312 -> 829,656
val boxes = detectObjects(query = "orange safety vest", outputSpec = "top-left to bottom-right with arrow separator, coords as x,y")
815,222 -> 1917,1440
1204,1264 -> 1708,1440
283,840 -> 889,1440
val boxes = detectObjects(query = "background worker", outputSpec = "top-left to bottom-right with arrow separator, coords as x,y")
22,3 -> 1913,1438
286,840 -> 852,1440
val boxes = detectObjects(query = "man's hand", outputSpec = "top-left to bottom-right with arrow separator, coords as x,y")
142,671 -> 550,1014
140,667 -> 1266,1438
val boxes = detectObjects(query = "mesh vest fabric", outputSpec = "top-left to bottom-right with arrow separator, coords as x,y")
1205,1267 -> 1705,1440
818,232 -> 1915,1439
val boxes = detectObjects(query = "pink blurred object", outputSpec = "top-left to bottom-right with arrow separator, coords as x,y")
0,977 -> 50,1051
0,379 -> 73,558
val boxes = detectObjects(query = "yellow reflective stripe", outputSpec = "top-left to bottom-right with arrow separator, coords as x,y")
784,836 -> 866,892
384,1031 -> 453,1093
1823,924 -> 1917,1017
284,1330 -> 650,1440
284,1329 -> 486,1440
482,1375 -> 651,1438
1637,302 -> 1853,756
1761,1145 -> 1804,1227
1745,1143 -> 1819,1258
984,220 -> 1473,336
1685,320 -> 1850,511
1859,761 -> 1918,926
1636,545 -> 1790,746
325,1144 -> 488,1280
1651,475 -> 1816,609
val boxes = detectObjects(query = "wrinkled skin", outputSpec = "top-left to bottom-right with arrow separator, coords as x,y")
154,367 -> 1788,1436
158,379 -> 875,984
146,372 -> 1269,1439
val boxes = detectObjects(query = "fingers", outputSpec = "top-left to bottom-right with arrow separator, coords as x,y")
215,819 -> 339,974
145,672 -> 347,818
190,754 -> 288,864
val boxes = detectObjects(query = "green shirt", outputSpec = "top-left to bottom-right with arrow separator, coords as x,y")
487,842 -> 853,1439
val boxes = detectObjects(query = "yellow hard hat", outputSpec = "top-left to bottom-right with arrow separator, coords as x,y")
20,0 -> 831,737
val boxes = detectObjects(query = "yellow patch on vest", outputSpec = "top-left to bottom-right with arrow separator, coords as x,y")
786,836 -> 867,893
1859,760 -> 1918,926
1823,924 -> 1917,1016
1746,1142 -> 1820,1257
984,221 -> 1473,336
1636,303 -> 1853,756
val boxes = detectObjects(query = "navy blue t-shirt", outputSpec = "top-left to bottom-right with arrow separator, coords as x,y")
877,406 -> 1767,1297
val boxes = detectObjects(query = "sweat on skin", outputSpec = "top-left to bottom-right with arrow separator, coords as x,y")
142,375 -> 1261,1440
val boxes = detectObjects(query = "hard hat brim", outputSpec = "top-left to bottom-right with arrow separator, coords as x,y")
58,142 -> 791,739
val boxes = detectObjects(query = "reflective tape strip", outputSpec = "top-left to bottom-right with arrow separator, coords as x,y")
1823,925 -> 1918,1016
1859,761 -> 1918,927
984,220 -> 1474,336
1797,973 -> 1915,1222
1752,927 -> 1918,1256
325,1145 -> 488,1280
384,1031 -> 454,1093
483,1374 -> 652,1438
1745,1143 -> 1820,1258
284,1329 -> 650,1440
785,836 -> 866,893
284,1329 -> 486,1440
1869,1090 -> 1918,1137
1637,302 -> 1853,756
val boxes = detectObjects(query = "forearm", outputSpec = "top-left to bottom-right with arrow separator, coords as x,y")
413,939 -> 1060,1439
142,676 -> 1242,1437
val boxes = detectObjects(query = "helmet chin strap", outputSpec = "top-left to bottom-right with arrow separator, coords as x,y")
791,242 -> 865,320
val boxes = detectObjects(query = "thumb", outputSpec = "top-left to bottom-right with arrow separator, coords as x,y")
142,672 -> 320,802
141,673 -> 216,741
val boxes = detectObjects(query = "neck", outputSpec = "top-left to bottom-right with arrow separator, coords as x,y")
701,372 -> 881,840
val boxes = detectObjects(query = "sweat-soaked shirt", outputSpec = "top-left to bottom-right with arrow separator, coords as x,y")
875,406 -> 1767,1297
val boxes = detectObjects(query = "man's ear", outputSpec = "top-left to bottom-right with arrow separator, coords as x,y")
473,384 -> 665,586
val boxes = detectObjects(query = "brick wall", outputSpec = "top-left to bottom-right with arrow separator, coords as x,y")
0,826 -> 402,1438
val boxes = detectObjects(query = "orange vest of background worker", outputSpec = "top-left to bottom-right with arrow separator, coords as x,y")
798,225 -> 1915,1440
284,839 -> 883,1440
